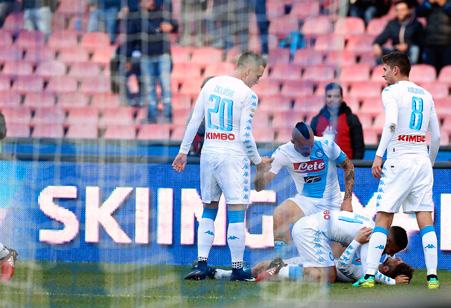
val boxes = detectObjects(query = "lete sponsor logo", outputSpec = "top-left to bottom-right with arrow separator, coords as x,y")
293,159 -> 325,173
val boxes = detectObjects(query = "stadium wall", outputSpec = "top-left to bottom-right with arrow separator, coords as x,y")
0,159 -> 450,270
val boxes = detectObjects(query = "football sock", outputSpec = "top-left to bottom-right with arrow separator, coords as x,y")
197,207 -> 218,262
421,225 -> 438,276
227,210 -> 246,269
365,226 -> 388,276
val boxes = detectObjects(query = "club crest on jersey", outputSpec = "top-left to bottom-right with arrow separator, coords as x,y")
315,148 -> 324,158
293,159 -> 325,173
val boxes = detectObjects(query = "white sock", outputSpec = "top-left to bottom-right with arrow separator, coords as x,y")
278,265 -> 304,281
0,243 -> 8,259
365,227 -> 388,276
214,269 -> 232,279
421,226 -> 438,276
227,222 -> 245,268
197,218 -> 215,261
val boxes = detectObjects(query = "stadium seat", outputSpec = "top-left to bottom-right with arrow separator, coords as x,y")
5,123 -> 29,138
16,30 -> 45,48
357,114 -> 373,128
3,13 -> 24,33
137,124 -> 171,140
419,82 -> 449,99
24,93 -> 56,108
81,32 -> 110,50
275,127 -> 294,142
290,1 -> 320,18
190,47 -> 223,66
57,0 -> 88,15
440,132 -> 449,146
171,46 -> 192,64
303,65 -> 336,81
32,107 -> 65,125
0,77 -> 10,92
361,98 -> 384,116
170,125 -> 185,140
1,61 -> 33,76
35,61 -> 66,78
58,92 -> 89,108
0,46 -> 22,62
0,91 -> 20,107
410,64 -> 436,83
372,113 -> 385,130
91,93 -> 121,110
32,123 -> 64,138
179,79 -> 203,96
438,65 -> 451,84
334,17 -> 365,37
46,76 -> 78,93
23,46 -> 56,62
99,107 -> 135,127
2,106 -> 32,124
267,49 -> 290,65
358,52 -> 376,66
252,127 -> 275,143
370,65 -> 385,82
294,95 -> 324,114
266,1 -> 285,19
11,75 -> 44,93
92,46 -> 117,66
258,95 -> 292,112
292,49 -> 324,66
348,81 -> 382,99
272,110 -> 308,128
339,64 -> 371,82
203,62 -> 236,77
252,79 -> 281,96
0,30 -> 13,47
172,63 -> 202,82
58,48 -> 90,64
346,35 -> 375,53
48,31 -> 79,50
66,107 -> 99,125
270,63 -> 302,81
436,98 -> 451,116
68,62 -> 101,78
302,16 -> 333,36
280,80 -> 315,98
269,17 -> 299,38
314,34 -> 345,51
66,124 -> 99,139
103,125 -> 136,140
171,109 -> 190,126
172,94 -> 192,109
323,51 -> 357,66
363,129 -> 378,145
367,18 -> 388,36
80,77 -> 111,94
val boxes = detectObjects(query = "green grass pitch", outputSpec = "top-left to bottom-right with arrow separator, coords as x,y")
1,262 -> 450,307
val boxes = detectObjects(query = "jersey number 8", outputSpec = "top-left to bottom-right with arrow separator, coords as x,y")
409,96 -> 423,131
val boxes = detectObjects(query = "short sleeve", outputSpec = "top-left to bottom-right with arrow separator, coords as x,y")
322,138 -> 347,164
269,147 -> 288,175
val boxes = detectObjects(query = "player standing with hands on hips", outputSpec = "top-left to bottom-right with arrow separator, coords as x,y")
354,51 -> 441,289
173,51 -> 273,281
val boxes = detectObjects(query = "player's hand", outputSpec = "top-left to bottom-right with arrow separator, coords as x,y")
160,22 -> 173,32
340,198 -> 353,212
372,156 -> 383,178
172,153 -> 187,172
257,157 -> 274,171
395,275 -> 410,284
355,227 -> 372,244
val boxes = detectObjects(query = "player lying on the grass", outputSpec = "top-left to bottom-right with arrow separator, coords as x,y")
254,122 -> 355,257
0,243 -> 17,282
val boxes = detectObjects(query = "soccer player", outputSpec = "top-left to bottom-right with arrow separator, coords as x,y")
254,122 -> 355,255
354,51 -> 441,289
0,243 -> 17,282
172,51 -> 273,281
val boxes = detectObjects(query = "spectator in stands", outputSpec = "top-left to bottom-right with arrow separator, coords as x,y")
0,0 -> 15,28
22,0 -> 54,38
179,0 -> 208,47
348,0 -> 392,25
87,0 -> 123,44
373,0 -> 423,64
416,0 -> 451,73
311,83 -> 365,159
251,0 -> 269,57
126,0 -> 177,123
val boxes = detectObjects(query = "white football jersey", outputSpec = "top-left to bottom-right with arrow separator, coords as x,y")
179,75 -> 261,164
382,80 -> 439,159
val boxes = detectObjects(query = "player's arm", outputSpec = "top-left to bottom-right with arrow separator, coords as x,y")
172,91 -> 205,172
428,102 -> 440,166
373,89 -> 398,178
254,149 -> 284,191
239,92 -> 262,165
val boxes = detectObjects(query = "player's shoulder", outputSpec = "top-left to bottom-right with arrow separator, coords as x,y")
275,141 -> 294,155
314,136 -> 334,148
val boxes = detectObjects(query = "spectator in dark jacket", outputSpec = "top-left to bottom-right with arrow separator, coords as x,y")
0,0 -> 15,28
348,0 -> 392,25
373,0 -> 423,64
87,0 -> 123,44
126,0 -> 177,123
311,83 -> 365,159
416,0 -> 451,73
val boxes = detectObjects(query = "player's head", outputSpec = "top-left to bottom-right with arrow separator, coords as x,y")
236,51 -> 267,88
140,0 -> 157,10
325,82 -> 343,110
394,0 -> 414,22
379,256 -> 414,282
385,226 -> 409,255
381,51 -> 411,85
292,122 -> 314,157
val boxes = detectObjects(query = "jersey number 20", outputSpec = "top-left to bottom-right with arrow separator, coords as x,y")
409,96 -> 423,130
207,94 -> 233,131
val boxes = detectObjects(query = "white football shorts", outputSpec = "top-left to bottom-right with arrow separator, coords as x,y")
289,194 -> 341,217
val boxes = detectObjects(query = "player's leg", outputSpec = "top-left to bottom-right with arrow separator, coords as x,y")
416,211 -> 439,288
197,201 -> 219,264
273,199 -> 304,244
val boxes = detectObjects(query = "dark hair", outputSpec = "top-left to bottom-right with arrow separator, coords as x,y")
386,262 -> 414,281
382,51 -> 411,76
390,226 -> 408,251
295,122 -> 311,139
394,0 -> 416,9
237,51 -> 267,69
325,82 -> 343,96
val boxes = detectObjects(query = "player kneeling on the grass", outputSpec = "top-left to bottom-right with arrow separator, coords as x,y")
0,243 -> 18,282
254,122 -> 355,258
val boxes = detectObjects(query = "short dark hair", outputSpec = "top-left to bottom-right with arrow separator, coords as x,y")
237,51 -> 267,69
325,82 -> 343,96
390,226 -> 408,251
394,0 -> 415,9
382,51 -> 411,76
295,122 -> 311,139
386,262 -> 414,281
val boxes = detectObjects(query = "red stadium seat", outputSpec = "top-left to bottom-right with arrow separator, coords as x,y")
348,81 -> 383,99
1,61 -> 33,76
190,47 -> 223,65
372,113 -> 385,130
170,125 -> 185,141
0,91 -> 20,107
46,76 -> 78,93
266,1 -> 285,19
303,65 -> 336,81
35,61 -> 66,78
294,95 -> 324,114
5,123 -> 29,138
92,46 -> 117,66
172,94 -> 192,109
272,110 -> 308,128
361,98 -> 384,116
48,31 -> 79,50
24,93 -> 56,108
81,32 -> 110,50
66,107 -> 99,125
363,129 -> 378,145
32,123 -> 64,138
0,77 -> 10,91
68,62 -> 101,78
359,52 -> 376,65
410,64 -> 436,83
171,46 -> 192,64
91,93 -> 121,110
80,77 -> 111,94
346,35 -> 375,53
58,48 -> 90,64
12,76 -> 44,93
0,46 -> 22,62
58,92 -> 89,108
252,127 -> 275,143
32,107 -> 65,125
270,63 -> 302,81
23,46 -> 56,62
252,79 -> 281,96
179,79 -> 203,96
370,65 -> 385,82
314,34 -> 345,51
99,107 -> 135,127
302,16 -> 333,36
323,51 -> 357,66
436,98 -> 451,116
367,18 -> 388,36
57,0 -> 88,15
0,30 -> 13,47
419,82 -> 449,99
66,124 -> 99,139
280,80 -> 315,98
3,13 -> 24,33
258,95 -> 292,112
103,125 -> 136,140
292,49 -> 324,66
269,17 -> 299,38
172,63 -> 202,82
267,48 -> 290,65
290,1 -> 320,18
339,64 -> 371,82
439,132 -> 449,146
438,65 -> 451,84
137,124 -> 171,140
2,106 -> 32,124
203,62 -> 235,77
16,31 -> 45,48
358,114 -> 373,128
334,17 -> 365,36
